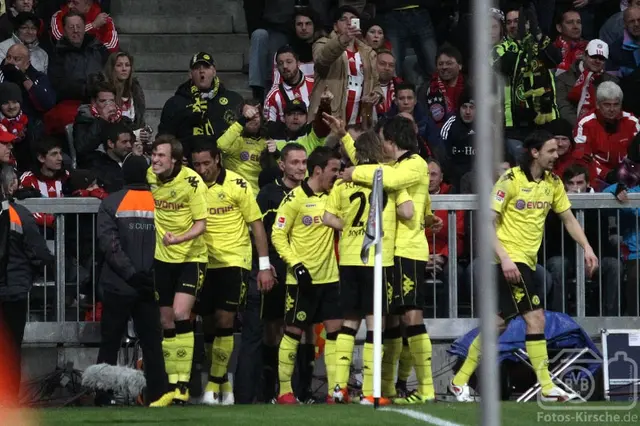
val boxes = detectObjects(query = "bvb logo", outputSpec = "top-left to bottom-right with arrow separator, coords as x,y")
296,311 -> 307,322
288,352 -> 296,362
213,349 -> 227,362
155,291 -> 160,301
176,348 -> 187,358
532,295 -> 540,306
219,97 -> 229,105
163,350 -> 170,359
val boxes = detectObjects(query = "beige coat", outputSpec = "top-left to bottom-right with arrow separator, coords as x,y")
308,31 -> 382,122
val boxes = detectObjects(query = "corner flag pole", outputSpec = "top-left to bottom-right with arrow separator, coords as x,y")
361,167 -> 384,409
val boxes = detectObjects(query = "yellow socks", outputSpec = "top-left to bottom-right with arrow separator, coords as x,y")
361,332 -> 375,396
452,334 -> 481,386
162,329 -> 178,386
324,331 -> 338,394
174,320 -> 194,385
208,328 -> 234,392
406,324 -> 435,400
278,332 -> 300,396
526,333 -> 554,394
334,328 -> 357,389
381,327 -> 402,396
398,338 -> 413,383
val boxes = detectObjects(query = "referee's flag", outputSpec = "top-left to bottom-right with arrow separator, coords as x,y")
361,167 -> 383,264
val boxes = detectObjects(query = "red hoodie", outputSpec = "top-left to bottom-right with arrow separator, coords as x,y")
425,182 -> 464,258
51,3 -> 119,52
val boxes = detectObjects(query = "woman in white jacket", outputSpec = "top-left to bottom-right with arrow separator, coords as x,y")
0,12 -> 47,73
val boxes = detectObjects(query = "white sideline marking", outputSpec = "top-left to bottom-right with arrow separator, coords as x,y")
381,407 -> 464,426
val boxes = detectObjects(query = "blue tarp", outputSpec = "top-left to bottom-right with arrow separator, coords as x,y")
448,311 -> 602,377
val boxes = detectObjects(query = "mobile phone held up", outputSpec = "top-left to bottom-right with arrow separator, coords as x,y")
350,18 -> 360,30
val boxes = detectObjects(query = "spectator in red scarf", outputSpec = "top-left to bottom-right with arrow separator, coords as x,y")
0,82 -> 29,171
556,39 -> 618,127
554,9 -> 588,76
419,44 -> 466,129
375,49 -> 401,118
543,118 -> 575,177
574,81 -> 640,188
51,0 -> 119,52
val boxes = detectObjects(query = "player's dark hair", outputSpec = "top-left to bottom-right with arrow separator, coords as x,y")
395,82 -> 416,96
63,10 -> 85,26
35,137 -> 62,160
102,121 -> 134,151
382,116 -> 418,152
152,134 -> 184,162
307,146 -> 341,175
436,43 -> 463,66
276,45 -> 299,62
563,163 -> 590,183
281,143 -> 306,160
519,129 -> 555,169
355,131 -> 385,164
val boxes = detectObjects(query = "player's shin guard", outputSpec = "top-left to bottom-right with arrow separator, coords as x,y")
278,331 -> 301,396
324,331 -> 338,394
525,333 -> 554,394
174,320 -> 194,386
209,328 -> 234,392
334,327 -> 357,389
381,327 -> 402,396
452,334 -> 481,386
361,331 -> 376,396
406,324 -> 435,400
397,337 -> 413,385
162,329 -> 178,387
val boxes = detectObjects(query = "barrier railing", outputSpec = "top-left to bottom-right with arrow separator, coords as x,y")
17,194 -> 640,342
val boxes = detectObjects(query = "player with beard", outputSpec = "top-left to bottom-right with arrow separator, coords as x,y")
449,130 -> 598,403
271,146 -> 342,405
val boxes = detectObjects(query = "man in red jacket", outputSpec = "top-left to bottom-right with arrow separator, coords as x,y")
51,0 -> 119,52
425,159 -> 464,318
574,81 -> 640,188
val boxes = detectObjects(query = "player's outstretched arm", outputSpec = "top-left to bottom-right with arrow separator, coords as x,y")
250,219 -> 275,292
557,209 -> 599,276
322,211 -> 344,231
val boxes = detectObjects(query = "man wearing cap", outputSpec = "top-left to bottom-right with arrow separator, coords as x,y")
158,52 -> 243,157
0,12 -> 48,73
0,123 -> 16,165
556,39 -> 618,127
308,6 -> 381,125
95,154 -> 168,406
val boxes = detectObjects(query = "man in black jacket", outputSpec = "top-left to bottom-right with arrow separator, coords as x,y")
95,155 -> 167,406
91,121 -> 133,193
158,52 -> 243,157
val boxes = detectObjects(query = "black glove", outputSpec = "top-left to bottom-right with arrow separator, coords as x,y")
127,271 -> 154,289
292,263 -> 312,291
1,64 -> 26,83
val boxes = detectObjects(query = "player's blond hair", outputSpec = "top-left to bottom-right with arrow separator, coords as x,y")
354,131 -> 385,164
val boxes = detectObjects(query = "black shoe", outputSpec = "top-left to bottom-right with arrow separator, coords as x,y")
94,390 -> 117,407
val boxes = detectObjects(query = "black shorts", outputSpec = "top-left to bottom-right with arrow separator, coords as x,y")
392,256 -> 426,311
339,266 -> 392,316
153,260 -> 207,307
260,259 -> 287,321
497,262 -> 543,320
197,266 -> 249,315
284,282 -> 342,328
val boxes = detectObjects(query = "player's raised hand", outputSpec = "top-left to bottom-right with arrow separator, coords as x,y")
341,166 -> 355,182
162,232 -> 179,246
584,246 -> 599,277
322,112 -> 346,138
500,258 -> 521,284
257,269 -> 275,292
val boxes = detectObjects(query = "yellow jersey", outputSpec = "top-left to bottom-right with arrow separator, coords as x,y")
325,179 -> 411,267
216,121 -> 266,195
352,153 -> 432,262
492,166 -> 571,270
147,166 -> 208,263
271,180 -> 339,285
203,168 -> 262,270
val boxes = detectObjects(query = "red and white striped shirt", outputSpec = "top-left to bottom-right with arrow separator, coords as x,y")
51,3 -> 119,52
345,47 -> 364,125
377,78 -> 401,116
19,170 -> 69,229
272,54 -> 314,85
264,75 -> 315,123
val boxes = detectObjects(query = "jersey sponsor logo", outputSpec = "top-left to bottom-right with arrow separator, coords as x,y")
155,199 -> 184,210
276,216 -> 286,229
209,206 -> 234,215
302,215 -> 321,226
240,151 -> 260,162
495,190 -> 505,202
515,199 -> 551,210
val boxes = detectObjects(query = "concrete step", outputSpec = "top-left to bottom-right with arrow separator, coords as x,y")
113,14 -> 235,34
119,34 -> 250,54
112,0 -> 243,18
134,53 -> 246,72
136,72 -> 247,91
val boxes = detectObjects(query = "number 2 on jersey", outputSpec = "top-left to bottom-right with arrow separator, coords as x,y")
348,191 -> 388,227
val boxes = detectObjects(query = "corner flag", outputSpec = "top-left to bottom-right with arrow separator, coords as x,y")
361,167 -> 383,264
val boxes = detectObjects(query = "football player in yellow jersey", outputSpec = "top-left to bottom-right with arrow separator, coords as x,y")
271,146 -> 342,405
189,139 -> 274,405
216,103 -> 266,195
146,135 -> 208,407
449,130 -> 598,403
336,115 -> 440,404
322,130 -> 414,405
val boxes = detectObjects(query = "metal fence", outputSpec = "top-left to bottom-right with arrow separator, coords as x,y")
18,194 -> 640,344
